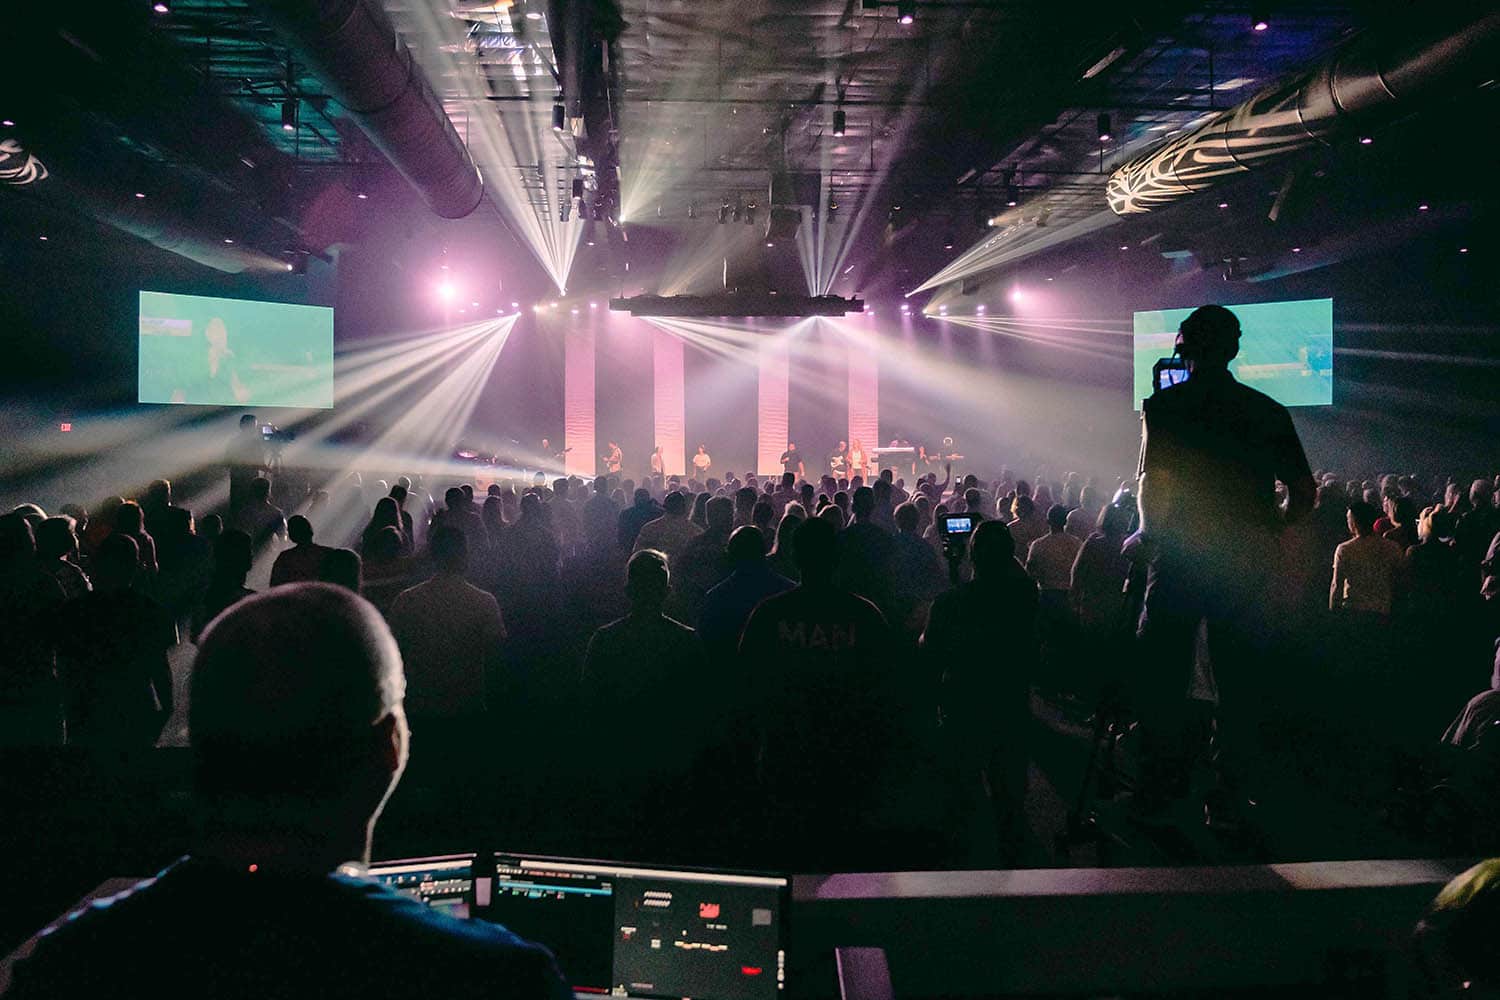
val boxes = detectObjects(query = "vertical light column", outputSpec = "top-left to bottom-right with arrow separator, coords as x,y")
847,341 -> 879,469
564,323 -> 596,477
757,340 -> 789,477
652,327 -> 686,476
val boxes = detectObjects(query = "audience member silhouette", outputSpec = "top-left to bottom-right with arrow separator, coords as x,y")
193,530 -> 255,641
34,515 -> 91,601
5,583 -> 570,1000
270,515 -> 330,587
699,526 -> 794,662
389,526 -> 505,721
0,513 -> 67,744
55,533 -> 176,748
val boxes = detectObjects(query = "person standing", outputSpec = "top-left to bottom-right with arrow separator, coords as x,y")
779,442 -> 804,482
692,444 -> 712,477
1134,303 -> 1315,814
650,445 -> 665,478
602,441 -> 623,476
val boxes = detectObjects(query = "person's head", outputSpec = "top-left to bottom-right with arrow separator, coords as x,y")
144,479 -> 172,510
287,515 -> 314,546
370,496 -> 399,530
191,584 -> 406,861
1012,494 -> 1035,521
320,549 -> 362,592
690,491 -> 710,527
879,468 -> 893,485
794,516 -> 839,584
94,533 -> 140,591
1472,478 -> 1494,509
625,549 -> 670,613
1414,858 -> 1500,995
1098,499 -> 1134,538
787,441 -> 797,452
554,478 -> 570,501
1046,503 -> 1069,533
1176,304 -> 1241,371
239,413 -> 257,432
773,508 -> 803,554
1346,500 -> 1379,537
444,486 -> 466,511
214,529 -> 254,583
818,502 -> 845,530
633,487 -> 653,508
250,477 -> 272,503
115,499 -> 144,536
389,483 -> 409,507
852,486 -> 876,520
460,483 -> 474,501
1387,495 -> 1416,529
735,486 -> 758,517
894,501 -> 919,534
800,482 -> 815,505
428,524 -> 467,575
970,520 -> 1017,579
752,499 -> 775,532
663,490 -> 689,517
60,503 -> 88,534
35,516 -> 78,563
873,479 -> 892,506
200,513 -> 223,541
781,472 -> 795,491
705,495 -> 734,534
727,525 -> 766,567
837,440 -> 847,452
519,491 -> 543,520
964,487 -> 983,512
1079,485 -> 1100,512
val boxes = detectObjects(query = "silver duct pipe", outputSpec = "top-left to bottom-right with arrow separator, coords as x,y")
260,0 -> 485,220
1106,12 -> 1500,215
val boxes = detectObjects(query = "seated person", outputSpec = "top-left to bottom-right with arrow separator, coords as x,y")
6,583 -> 570,1000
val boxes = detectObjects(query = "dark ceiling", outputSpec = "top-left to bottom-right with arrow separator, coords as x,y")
1,0 -> 1493,300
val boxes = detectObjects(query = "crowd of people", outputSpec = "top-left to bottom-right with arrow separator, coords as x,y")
3,445 -> 1498,860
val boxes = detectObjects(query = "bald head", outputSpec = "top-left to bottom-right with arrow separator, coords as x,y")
191,583 -> 404,806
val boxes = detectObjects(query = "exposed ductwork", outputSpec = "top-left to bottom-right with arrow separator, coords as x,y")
1107,11 -> 1500,215
259,0 -> 485,220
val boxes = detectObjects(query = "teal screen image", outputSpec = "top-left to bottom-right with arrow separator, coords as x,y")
139,290 -> 334,408
1132,298 -> 1333,409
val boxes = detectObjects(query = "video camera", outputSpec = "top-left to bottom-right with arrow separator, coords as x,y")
1151,355 -> 1189,394
260,423 -> 294,446
936,511 -> 977,563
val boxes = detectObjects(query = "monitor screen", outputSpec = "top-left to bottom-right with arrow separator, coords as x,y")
138,290 -> 334,408
366,854 -> 479,920
489,856 -> 787,1000
370,853 -> 788,1000
1132,298 -> 1333,409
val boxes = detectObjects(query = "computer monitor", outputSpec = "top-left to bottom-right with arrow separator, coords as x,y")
367,852 -> 789,1000
366,854 -> 482,919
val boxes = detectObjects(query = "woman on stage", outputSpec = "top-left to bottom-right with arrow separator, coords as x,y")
692,444 -> 712,476
848,438 -> 867,480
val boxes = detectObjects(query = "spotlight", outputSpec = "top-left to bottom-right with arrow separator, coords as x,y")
1,119 -> 13,128
223,238 -> 235,244
1097,112 -> 1111,143
942,235 -> 955,250
1459,246 -> 1469,254
280,98 -> 298,132
134,191 -> 146,199
1252,9 -> 1269,31
471,301 -> 479,308
570,307 -> 580,315
1358,135 -> 1373,145
356,191 -> 368,200
832,108 -> 846,137
1119,243 -> 1129,250
899,302 -> 909,313
765,241 -> 774,248
896,0 -> 914,25
525,9 -> 542,20
975,304 -> 986,314
152,0 -> 169,12
1217,200 -> 1229,209
1005,184 -> 1019,207
1009,288 -> 1024,303
589,301 -> 598,309
551,102 -> 566,132
1418,202 -> 1430,211
511,301 -> 520,309
38,235 -> 48,241
938,305 -> 948,315
1291,246 -> 1302,253
438,281 -> 456,302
